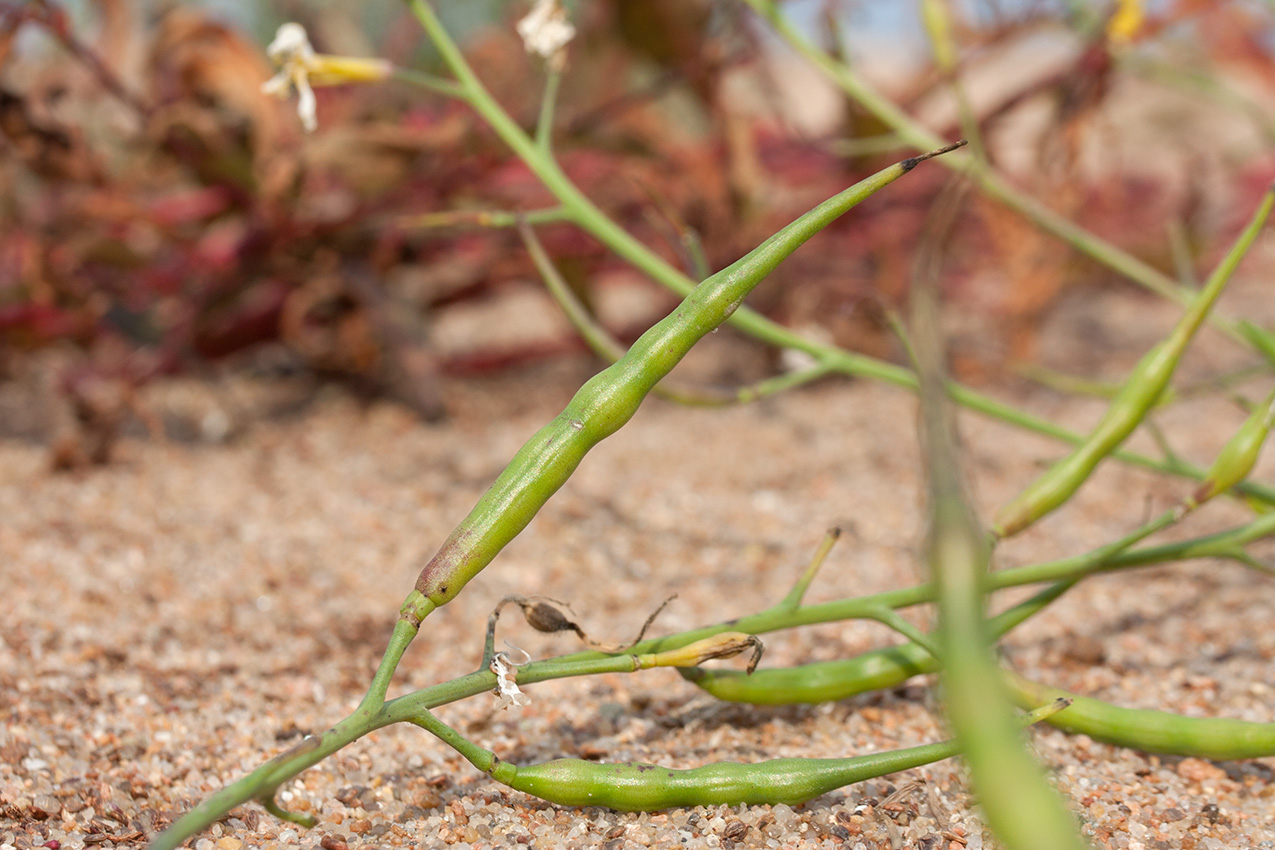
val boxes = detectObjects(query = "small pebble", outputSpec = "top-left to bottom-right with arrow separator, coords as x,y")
1177,758 -> 1227,784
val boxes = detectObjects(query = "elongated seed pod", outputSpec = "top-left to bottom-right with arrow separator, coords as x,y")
681,643 -> 933,705
1189,389 -> 1275,507
691,662 -> 1275,762
681,580 -> 1072,704
412,691 -> 1063,813
491,746 -> 959,810
1005,672 -> 1275,761
470,700 -> 1066,811
410,147 -> 962,612
993,185 -> 1275,538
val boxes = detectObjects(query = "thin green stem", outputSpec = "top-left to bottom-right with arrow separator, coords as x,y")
536,66 -> 563,152
513,508 -> 1275,677
390,66 -> 465,99
360,617 -> 420,709
150,505 -> 1275,849
150,706 -> 400,850
740,0 -> 1274,358
914,241 -> 1086,850
866,607 -> 941,658
524,213 -> 837,406
779,527 -> 841,611
682,580 -> 1078,705
920,0 -> 987,164
398,1 -> 1275,506
397,206 -> 570,230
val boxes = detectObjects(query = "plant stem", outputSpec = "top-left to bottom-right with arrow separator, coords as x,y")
740,0 -> 1275,358
149,503 -> 1275,849
913,228 -> 1086,850
397,0 -> 1275,507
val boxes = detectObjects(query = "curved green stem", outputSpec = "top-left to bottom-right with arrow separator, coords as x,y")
739,0 -> 1272,358
150,706 -> 398,850
398,0 -> 1275,507
149,505 -> 1275,849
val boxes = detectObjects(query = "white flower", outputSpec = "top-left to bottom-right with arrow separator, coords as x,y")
516,0 -> 575,70
262,23 -> 319,132
261,22 -> 392,133
490,648 -> 531,710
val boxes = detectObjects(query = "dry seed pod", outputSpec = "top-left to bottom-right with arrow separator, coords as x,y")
521,599 -> 583,636
643,633 -> 765,674
493,594 -> 676,653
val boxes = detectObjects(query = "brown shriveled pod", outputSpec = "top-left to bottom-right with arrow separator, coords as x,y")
493,593 -> 677,654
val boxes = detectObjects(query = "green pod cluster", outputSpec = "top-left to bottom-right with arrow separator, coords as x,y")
491,745 -> 960,810
1006,673 -> 1275,761
408,151 -> 957,614
993,185 -> 1275,538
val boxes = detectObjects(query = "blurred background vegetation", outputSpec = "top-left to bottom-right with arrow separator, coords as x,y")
2,0 -> 1273,465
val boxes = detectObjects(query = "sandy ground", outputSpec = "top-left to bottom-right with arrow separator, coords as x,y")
3,279 -> 1275,850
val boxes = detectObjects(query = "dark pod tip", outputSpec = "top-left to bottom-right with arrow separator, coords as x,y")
901,139 -> 968,172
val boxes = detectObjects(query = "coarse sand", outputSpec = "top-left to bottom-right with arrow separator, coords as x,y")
3,283 -> 1275,850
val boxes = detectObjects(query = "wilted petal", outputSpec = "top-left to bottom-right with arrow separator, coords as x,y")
517,0 -> 575,66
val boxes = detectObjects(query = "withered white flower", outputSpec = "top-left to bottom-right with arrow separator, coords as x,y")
516,0 -> 575,70
261,22 -> 393,132
490,648 -> 531,710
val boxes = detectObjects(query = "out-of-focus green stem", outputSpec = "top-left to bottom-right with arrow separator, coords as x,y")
914,266 -> 1087,850
390,66 -> 464,98
398,1 -> 1275,508
920,0 -> 987,163
397,206 -> 569,230
536,66 -> 563,152
740,0 -> 1275,358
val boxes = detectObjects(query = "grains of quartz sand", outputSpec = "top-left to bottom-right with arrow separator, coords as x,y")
4,281 -> 1275,850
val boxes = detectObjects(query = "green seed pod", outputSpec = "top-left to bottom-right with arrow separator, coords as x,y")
1190,390 -> 1275,507
1007,672 -> 1275,761
495,747 -> 965,810
681,580 -> 1069,705
993,351 -> 1173,537
409,149 -> 962,614
994,186 -> 1275,538
681,643 -> 932,705
482,700 -> 1067,811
